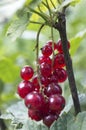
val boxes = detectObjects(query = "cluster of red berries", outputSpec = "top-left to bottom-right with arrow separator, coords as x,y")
17,40 -> 70,127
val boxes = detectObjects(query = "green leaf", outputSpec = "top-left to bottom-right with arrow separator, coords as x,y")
61,0 -> 81,8
70,29 -> 86,55
69,112 -> 86,130
7,0 -> 42,41
0,58 -> 19,82
51,112 -> 74,130
0,101 -> 28,129
7,14 -> 29,41
26,0 -> 42,8
63,93 -> 86,114
1,100 -> 86,130
53,111 -> 86,130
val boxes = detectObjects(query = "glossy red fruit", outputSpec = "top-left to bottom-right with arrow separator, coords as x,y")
54,68 -> 67,83
32,75 -> 40,92
38,55 -> 52,65
40,76 -> 49,87
41,45 -> 52,57
40,62 -> 52,77
28,109 -> 42,121
20,66 -> 34,80
47,40 -> 57,50
17,80 -> 34,98
45,83 -> 62,97
54,53 -> 65,69
56,40 -> 70,53
49,95 -> 65,112
49,74 -> 58,83
41,99 -> 49,117
32,75 -> 39,85
43,114 -> 57,127
24,91 -> 45,110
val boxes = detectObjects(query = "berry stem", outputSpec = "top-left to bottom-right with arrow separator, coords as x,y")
51,26 -> 55,69
36,24 -> 45,89
53,12 -> 81,115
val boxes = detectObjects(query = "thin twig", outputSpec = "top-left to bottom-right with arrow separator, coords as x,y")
30,21 -> 44,25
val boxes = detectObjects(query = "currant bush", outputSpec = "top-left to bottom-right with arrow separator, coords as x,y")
17,39 -> 69,127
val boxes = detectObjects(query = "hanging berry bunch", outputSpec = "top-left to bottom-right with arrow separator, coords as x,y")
17,39 -> 70,127
17,0 -> 81,128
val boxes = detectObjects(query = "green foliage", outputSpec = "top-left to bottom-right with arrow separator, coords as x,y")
7,0 -> 42,41
0,0 -> 86,130
63,93 -> 86,114
7,15 -> 28,41
6,0 -> 81,41
0,58 -> 19,82
1,100 -> 86,130
61,0 -> 81,7
70,29 -> 86,55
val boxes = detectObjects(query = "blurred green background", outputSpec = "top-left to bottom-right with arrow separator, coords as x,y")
0,0 -> 86,129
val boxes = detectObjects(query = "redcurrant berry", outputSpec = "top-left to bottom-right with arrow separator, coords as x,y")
28,109 -> 42,121
47,40 -> 57,50
49,95 -> 65,112
17,80 -> 35,98
56,40 -> 70,53
41,99 -> 49,117
40,62 -> 52,77
40,76 -> 49,87
49,74 -> 58,83
41,45 -> 52,57
20,66 -> 34,80
32,75 -> 40,92
43,114 -> 57,127
38,55 -> 52,65
54,53 -> 65,69
24,91 -> 45,110
45,83 -> 62,97
54,68 -> 67,83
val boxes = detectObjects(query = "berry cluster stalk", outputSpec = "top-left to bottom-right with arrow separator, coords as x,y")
53,12 -> 81,115
35,24 -> 45,88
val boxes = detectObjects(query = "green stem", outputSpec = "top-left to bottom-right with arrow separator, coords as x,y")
36,24 -> 45,87
51,27 -> 55,69
30,21 -> 44,25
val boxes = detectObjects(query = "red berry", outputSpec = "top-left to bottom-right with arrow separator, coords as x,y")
47,40 -> 57,50
28,109 -> 42,121
32,75 -> 40,92
32,75 -> 39,85
24,91 -> 45,110
49,95 -> 65,112
41,45 -> 52,57
49,74 -> 58,83
45,83 -> 62,97
40,62 -> 52,77
38,55 -> 52,64
41,99 -> 49,117
20,66 -> 34,80
17,80 -> 34,98
43,114 -> 57,127
56,40 -> 70,53
54,53 -> 65,69
54,68 -> 67,83
40,76 -> 49,87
